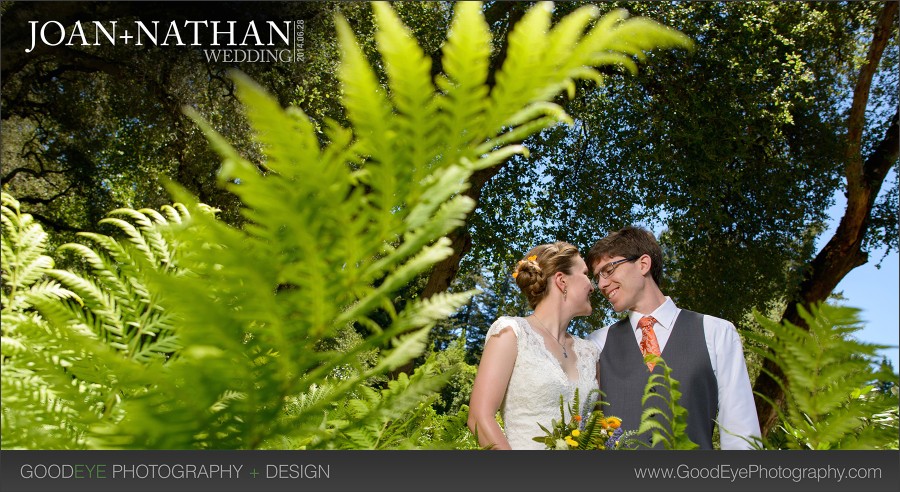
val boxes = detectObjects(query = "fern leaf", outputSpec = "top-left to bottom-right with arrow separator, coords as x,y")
336,15 -> 393,161
372,2 -> 438,187
484,2 -> 553,133
439,1 -> 491,163
98,217 -> 157,265
751,303 -> 898,449
374,326 -> 431,372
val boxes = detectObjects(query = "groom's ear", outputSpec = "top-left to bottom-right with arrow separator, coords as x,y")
637,254 -> 653,277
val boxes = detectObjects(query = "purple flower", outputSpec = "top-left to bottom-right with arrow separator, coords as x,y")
605,427 -> 624,449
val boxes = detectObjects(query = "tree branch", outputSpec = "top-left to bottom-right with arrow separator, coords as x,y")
863,108 -> 900,187
2,166 -> 49,183
845,1 -> 897,185
28,211 -> 83,233
17,184 -> 76,206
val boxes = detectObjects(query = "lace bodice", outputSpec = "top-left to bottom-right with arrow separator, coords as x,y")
486,316 -> 600,450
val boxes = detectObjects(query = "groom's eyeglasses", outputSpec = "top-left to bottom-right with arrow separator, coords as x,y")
595,256 -> 640,281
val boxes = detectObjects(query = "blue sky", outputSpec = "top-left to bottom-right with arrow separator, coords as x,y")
819,183 -> 899,371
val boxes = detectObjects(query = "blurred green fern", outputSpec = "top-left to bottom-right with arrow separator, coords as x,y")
2,1 -> 692,449
747,303 -> 900,450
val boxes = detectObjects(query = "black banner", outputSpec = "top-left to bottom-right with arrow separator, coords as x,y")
1,450 -> 898,492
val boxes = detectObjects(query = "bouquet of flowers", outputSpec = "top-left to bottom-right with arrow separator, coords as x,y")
533,389 -> 636,450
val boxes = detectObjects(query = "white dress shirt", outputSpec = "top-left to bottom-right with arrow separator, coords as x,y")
588,297 -> 761,450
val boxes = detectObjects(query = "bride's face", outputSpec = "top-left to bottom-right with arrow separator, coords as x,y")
564,256 -> 594,316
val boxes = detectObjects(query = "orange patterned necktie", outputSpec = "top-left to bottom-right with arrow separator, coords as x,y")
638,316 -> 661,370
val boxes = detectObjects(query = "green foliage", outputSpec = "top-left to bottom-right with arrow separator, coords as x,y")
47,204 -> 203,363
1,192 -> 208,449
1,192 -> 69,315
747,303 -> 900,450
2,192 -> 95,449
431,337 -> 478,415
2,1 -> 694,449
453,2 -> 897,346
637,355 -> 699,450
316,353 -> 453,449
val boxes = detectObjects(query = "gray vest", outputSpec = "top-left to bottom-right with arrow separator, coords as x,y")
598,310 -> 718,449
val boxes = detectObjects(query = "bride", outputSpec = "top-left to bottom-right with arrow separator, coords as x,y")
467,241 -> 600,449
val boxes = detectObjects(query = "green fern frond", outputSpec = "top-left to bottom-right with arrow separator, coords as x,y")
1,218 -> 107,448
545,5 -> 601,71
392,291 -> 478,333
232,83 -> 320,182
1,194 -> 56,304
113,209 -> 174,266
636,354 -> 698,450
97,217 -> 159,265
371,2 -> 439,189
335,14 -> 393,163
374,326 -> 432,373
484,2 -> 554,132
1,371 -> 91,450
56,243 -> 130,299
327,356 -> 455,449
438,1 -> 491,162
25,280 -> 82,306
748,303 -> 899,449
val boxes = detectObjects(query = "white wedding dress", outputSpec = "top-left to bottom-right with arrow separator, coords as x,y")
485,316 -> 600,450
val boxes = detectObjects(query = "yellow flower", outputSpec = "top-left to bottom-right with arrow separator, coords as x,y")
606,417 -> 622,429
527,255 -> 538,262
565,437 -> 578,447
571,429 -> 580,437
512,272 -> 519,279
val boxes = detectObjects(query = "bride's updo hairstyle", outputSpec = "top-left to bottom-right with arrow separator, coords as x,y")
512,241 -> 580,309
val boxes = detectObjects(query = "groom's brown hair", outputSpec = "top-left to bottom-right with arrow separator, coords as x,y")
586,226 -> 663,287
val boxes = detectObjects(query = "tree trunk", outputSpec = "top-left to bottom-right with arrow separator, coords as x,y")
421,166 -> 501,298
753,2 -> 899,437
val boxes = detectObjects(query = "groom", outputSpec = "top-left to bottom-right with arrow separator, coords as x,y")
586,226 -> 760,449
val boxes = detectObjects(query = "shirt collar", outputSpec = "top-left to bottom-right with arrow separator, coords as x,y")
629,297 -> 678,333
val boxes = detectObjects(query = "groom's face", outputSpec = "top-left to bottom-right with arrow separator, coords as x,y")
592,255 -> 641,313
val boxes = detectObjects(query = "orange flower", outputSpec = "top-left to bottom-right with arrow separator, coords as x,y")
527,255 -> 538,262
573,415 -> 582,422
512,272 -> 519,279
605,417 -> 622,429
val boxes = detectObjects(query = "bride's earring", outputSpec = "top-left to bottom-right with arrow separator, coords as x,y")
563,288 -> 568,301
